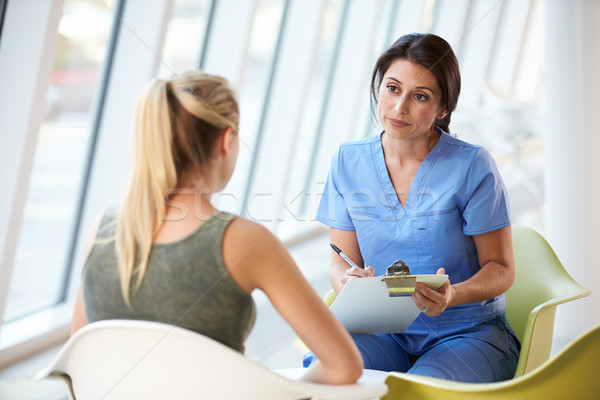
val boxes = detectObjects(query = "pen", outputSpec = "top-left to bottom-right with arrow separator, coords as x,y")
330,243 -> 362,269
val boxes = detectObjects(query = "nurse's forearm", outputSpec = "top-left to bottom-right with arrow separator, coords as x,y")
448,260 -> 515,307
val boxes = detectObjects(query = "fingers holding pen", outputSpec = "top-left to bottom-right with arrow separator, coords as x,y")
346,265 -> 375,278
340,265 -> 374,289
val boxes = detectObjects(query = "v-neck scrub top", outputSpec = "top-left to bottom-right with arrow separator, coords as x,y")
316,130 -> 512,350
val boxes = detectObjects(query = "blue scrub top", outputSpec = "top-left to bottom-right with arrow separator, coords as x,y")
316,130 -> 512,350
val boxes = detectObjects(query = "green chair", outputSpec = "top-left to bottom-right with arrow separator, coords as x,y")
507,224 -> 590,376
382,324 -> 600,399
323,225 -> 590,378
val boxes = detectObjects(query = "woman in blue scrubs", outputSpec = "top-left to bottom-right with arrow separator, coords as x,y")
307,33 -> 521,382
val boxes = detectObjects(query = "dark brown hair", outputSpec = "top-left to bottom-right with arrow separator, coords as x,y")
370,33 -> 461,133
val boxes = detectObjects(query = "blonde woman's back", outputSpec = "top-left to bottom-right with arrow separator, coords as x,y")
82,209 -> 255,353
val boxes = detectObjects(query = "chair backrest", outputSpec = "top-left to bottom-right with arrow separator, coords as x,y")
35,319 -> 388,400
519,323 -> 600,398
382,324 -> 600,400
506,225 -> 590,376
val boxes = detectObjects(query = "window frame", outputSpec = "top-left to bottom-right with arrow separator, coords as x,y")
0,0 -> 67,368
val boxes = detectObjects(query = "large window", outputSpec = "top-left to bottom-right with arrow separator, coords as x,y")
3,0 -> 117,323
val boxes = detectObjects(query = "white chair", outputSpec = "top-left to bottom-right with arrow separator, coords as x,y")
35,319 -> 388,400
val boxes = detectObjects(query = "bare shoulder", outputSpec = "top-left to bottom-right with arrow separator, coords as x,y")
222,217 -> 293,292
226,216 -> 271,237
223,217 -> 276,249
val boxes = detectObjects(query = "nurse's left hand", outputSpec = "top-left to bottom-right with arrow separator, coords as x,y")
412,268 -> 452,317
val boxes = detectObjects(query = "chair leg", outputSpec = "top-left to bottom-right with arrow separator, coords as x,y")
50,374 -> 76,400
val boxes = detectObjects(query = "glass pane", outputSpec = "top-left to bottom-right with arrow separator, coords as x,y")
3,0 -> 117,322
157,0 -> 213,77
452,1 -> 545,229
278,0 -> 345,225
354,0 -> 399,142
222,0 -> 285,216
280,0 -> 396,233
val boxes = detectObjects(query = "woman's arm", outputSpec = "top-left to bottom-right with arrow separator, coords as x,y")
70,214 -> 102,334
223,219 -> 363,385
412,226 -> 515,316
71,286 -> 87,334
329,228 -> 374,294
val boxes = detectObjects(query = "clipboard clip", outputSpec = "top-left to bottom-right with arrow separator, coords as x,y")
383,260 -> 415,296
386,260 -> 411,276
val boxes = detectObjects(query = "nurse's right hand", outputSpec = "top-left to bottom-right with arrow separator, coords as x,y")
340,265 -> 375,288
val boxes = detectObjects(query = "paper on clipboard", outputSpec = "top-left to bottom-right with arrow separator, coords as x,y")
329,274 -> 448,334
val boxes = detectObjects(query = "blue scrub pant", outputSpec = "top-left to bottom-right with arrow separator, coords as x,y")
303,316 -> 520,383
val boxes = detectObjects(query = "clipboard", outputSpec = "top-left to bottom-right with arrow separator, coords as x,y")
329,274 -> 448,334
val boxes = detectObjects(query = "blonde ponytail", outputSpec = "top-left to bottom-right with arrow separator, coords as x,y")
115,70 -> 239,305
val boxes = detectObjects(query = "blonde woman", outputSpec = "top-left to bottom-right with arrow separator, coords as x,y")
71,70 -> 362,384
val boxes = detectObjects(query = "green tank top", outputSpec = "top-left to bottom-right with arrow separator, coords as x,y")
82,209 -> 256,353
